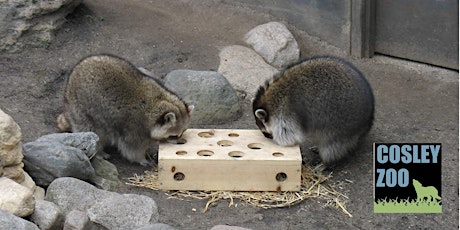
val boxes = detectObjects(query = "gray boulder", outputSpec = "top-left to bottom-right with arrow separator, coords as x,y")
87,194 -> 159,230
244,21 -> 300,69
90,155 -> 120,191
22,133 -> 96,187
46,177 -> 159,229
0,0 -> 83,52
164,70 -> 241,125
0,209 -> 39,230
217,45 -> 279,98
34,132 -> 99,159
29,199 -> 63,230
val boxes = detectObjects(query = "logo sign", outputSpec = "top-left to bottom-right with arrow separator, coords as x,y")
373,143 -> 441,213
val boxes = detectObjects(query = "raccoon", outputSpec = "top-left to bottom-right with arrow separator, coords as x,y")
57,54 -> 193,166
252,56 -> 374,167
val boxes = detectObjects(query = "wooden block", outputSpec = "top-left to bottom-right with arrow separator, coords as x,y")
158,129 -> 301,191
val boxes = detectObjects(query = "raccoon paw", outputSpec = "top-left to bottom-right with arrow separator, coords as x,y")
140,159 -> 154,167
312,162 -> 335,174
313,163 -> 328,174
99,151 -> 111,160
166,137 -> 187,145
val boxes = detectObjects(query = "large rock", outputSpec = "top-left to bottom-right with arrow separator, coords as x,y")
87,194 -> 159,230
90,155 -> 121,191
0,209 -> 39,230
218,45 -> 279,98
46,177 -> 159,229
34,132 -> 99,159
63,210 -> 92,230
0,108 -> 25,183
244,21 -> 300,69
164,70 -> 241,125
0,177 -> 35,217
29,199 -> 63,230
22,132 -> 97,187
0,0 -> 83,52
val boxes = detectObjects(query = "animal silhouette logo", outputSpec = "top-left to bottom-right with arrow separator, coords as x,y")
412,179 -> 441,202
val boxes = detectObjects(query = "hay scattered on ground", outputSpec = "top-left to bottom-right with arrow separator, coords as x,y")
127,165 -> 352,217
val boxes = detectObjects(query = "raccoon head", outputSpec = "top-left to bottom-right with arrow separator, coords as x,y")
254,108 -> 304,147
254,108 -> 273,139
150,104 -> 194,141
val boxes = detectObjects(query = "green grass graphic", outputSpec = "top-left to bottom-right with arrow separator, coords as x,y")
374,197 -> 442,213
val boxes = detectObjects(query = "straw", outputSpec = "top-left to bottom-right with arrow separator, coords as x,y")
127,165 -> 351,217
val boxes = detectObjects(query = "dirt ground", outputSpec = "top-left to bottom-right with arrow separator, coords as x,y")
0,1 -> 458,229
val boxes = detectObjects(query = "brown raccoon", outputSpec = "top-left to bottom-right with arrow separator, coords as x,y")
252,56 -> 374,167
57,54 -> 193,166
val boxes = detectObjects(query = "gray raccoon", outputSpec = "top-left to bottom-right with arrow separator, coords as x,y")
252,56 -> 374,166
57,54 -> 193,166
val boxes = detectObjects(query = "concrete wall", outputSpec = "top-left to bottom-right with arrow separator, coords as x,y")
226,0 -> 459,70
225,0 -> 352,53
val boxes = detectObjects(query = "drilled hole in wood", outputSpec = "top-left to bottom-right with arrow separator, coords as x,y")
198,131 -> 214,138
228,151 -> 244,158
174,172 -> 185,181
176,150 -> 187,155
217,140 -> 233,147
197,150 -> 214,156
228,133 -> 239,137
276,172 -> 287,182
272,152 -> 284,157
248,143 -> 263,149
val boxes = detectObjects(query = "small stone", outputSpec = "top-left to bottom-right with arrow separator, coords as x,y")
29,200 -> 63,230
0,108 -> 22,151
2,163 -> 25,183
90,155 -> 120,191
63,210 -> 92,230
0,209 -> 39,230
0,177 -> 35,217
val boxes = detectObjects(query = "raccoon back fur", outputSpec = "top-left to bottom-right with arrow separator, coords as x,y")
252,56 -> 374,165
58,54 -> 193,166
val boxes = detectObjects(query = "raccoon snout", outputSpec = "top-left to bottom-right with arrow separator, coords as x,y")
166,135 -> 187,144
262,132 -> 273,139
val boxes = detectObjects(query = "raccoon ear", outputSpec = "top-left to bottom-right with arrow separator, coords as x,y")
164,112 -> 177,126
255,109 -> 267,122
188,105 -> 195,114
